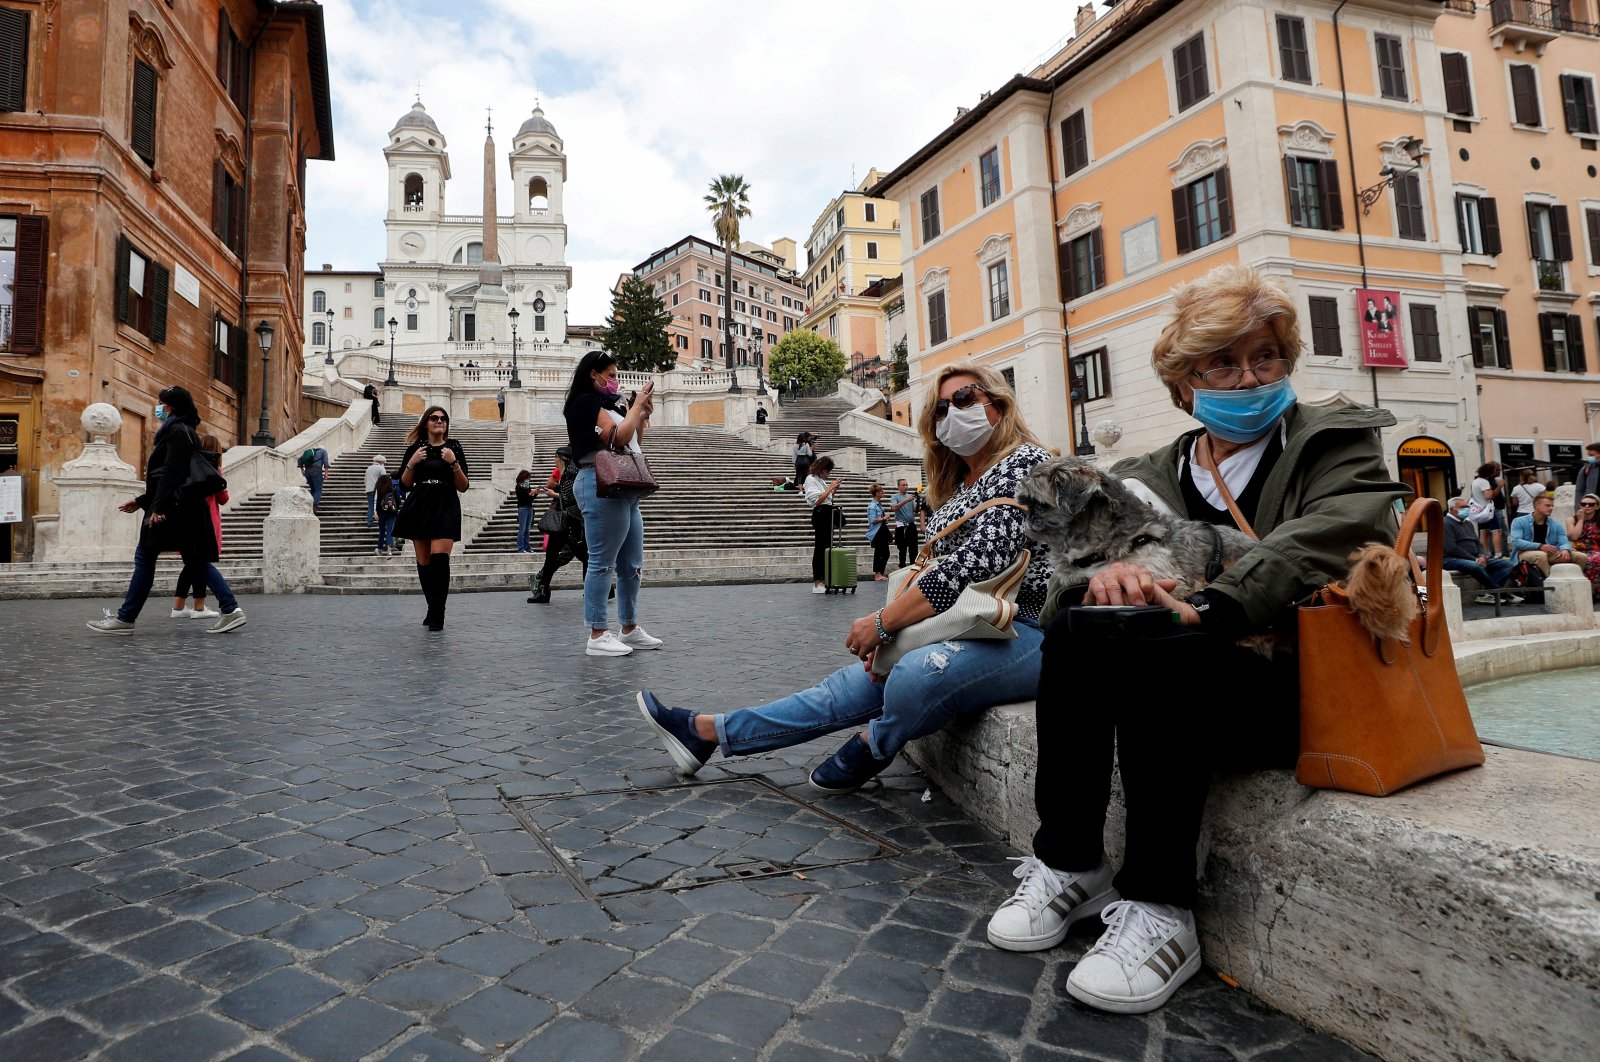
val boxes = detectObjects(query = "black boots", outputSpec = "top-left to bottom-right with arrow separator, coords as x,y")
418,555 -> 451,630
528,576 -> 551,604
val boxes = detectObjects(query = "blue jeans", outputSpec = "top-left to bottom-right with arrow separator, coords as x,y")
366,490 -> 376,525
305,470 -> 324,507
516,506 -> 534,552
715,619 -> 1044,761
118,542 -> 238,622
1443,556 -> 1514,589
574,467 -> 643,629
377,513 -> 396,550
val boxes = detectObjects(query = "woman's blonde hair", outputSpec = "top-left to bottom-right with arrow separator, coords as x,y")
916,362 -> 1043,507
1151,265 -> 1302,410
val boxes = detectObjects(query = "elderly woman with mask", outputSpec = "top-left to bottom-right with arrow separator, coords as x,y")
985,265 -> 1407,1016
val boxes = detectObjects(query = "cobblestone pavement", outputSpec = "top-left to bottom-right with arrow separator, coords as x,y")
0,587 -> 1373,1061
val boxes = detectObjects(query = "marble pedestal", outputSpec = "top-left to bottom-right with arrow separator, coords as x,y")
263,487 -> 320,594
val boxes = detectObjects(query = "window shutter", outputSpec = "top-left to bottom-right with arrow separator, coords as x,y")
1283,158 -> 1302,226
1552,205 -> 1573,261
1568,314 -> 1587,372
1494,309 -> 1511,365
1215,166 -> 1234,238
1467,309 -> 1485,367
1320,159 -> 1343,231
1442,52 -> 1471,116
114,234 -> 131,323
1511,65 -> 1539,126
149,262 -> 170,344
1525,201 -> 1542,258
1539,313 -> 1558,371
1481,196 -> 1502,254
1058,240 -> 1074,302
0,7 -> 28,113
1582,78 -> 1599,135
231,318 -> 246,391
212,160 -> 227,237
1089,228 -> 1105,290
1561,75 -> 1580,133
1454,194 -> 1469,251
8,215 -> 47,354
131,60 -> 157,166
1588,208 -> 1600,267
1172,186 -> 1194,255
215,14 -> 230,84
228,175 -> 246,254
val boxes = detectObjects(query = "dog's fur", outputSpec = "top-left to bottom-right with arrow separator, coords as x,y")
1017,457 -> 1417,645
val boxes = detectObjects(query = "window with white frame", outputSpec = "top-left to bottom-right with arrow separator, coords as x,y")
979,147 -> 1002,207
988,260 -> 1011,320
1455,192 -> 1502,255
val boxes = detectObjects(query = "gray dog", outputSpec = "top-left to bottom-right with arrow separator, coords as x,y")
1015,457 -> 1256,599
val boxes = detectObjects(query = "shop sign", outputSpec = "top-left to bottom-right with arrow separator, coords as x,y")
1397,436 -> 1452,459
1498,441 -> 1536,469
1548,443 -> 1584,468
1356,288 -> 1408,368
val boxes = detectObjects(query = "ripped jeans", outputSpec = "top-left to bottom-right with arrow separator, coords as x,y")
573,467 -> 644,630
715,619 -> 1043,761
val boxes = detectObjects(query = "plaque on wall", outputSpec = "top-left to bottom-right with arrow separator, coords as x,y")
173,265 -> 201,308
1121,218 -> 1160,277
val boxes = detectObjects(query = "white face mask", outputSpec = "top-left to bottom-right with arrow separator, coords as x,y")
935,402 -> 996,457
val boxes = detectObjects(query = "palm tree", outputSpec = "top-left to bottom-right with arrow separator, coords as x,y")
704,174 -> 751,384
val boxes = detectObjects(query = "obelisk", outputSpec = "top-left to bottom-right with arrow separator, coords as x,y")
473,111 -> 508,343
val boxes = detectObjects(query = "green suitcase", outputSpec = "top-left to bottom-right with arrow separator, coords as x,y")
826,548 -> 857,592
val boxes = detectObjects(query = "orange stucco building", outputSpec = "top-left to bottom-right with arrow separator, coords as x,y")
0,0 -> 332,560
875,0 -> 1599,498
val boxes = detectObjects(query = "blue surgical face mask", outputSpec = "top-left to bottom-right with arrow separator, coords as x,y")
1587,455 -> 1598,465
1190,376 -> 1296,444
153,404 -> 168,422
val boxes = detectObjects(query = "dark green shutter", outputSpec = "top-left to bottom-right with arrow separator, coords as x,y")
149,262 -> 170,344
212,160 -> 227,239
1467,309 -> 1485,367
1442,52 -> 1472,116
9,215 -> 47,354
1089,228 -> 1104,291
131,61 -> 157,166
1215,166 -> 1233,238
1561,75 -> 1580,133
1525,201 -> 1542,258
1494,310 -> 1511,366
114,234 -> 131,323
1587,208 -> 1600,267
0,7 -> 28,112
1568,314 -> 1586,372
1454,194 -> 1469,251
1481,197 -> 1502,255
1283,158 -> 1303,226
1056,240 -> 1072,302
1552,205 -> 1573,261
1321,160 -> 1343,231
1172,186 -> 1193,254
1539,313 -> 1558,371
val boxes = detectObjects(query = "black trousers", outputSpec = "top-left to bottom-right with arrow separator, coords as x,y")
1030,612 -> 1298,909
536,529 -> 587,586
870,526 -> 891,575
811,505 -> 833,581
895,523 -> 919,566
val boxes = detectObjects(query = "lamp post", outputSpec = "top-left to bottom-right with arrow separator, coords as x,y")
322,308 -> 335,364
1357,136 -> 1426,215
251,319 -> 275,447
751,334 -> 764,394
385,317 -> 398,386
1070,386 -> 1095,456
507,306 -> 522,388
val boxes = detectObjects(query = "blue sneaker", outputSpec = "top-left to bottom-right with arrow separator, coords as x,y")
808,735 -> 894,794
637,691 -> 716,777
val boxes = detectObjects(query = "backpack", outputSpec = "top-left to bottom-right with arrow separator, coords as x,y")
378,491 -> 400,515
299,448 -> 316,469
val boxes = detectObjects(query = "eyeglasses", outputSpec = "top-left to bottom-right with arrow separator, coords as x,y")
426,414 -> 448,422
1191,358 -> 1291,389
933,385 -> 987,420
1582,501 -> 1599,508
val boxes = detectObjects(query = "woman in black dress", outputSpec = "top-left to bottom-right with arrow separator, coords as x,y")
394,405 -> 470,631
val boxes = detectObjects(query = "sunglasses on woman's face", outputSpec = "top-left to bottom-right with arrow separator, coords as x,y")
427,414 -> 448,422
933,385 -> 986,421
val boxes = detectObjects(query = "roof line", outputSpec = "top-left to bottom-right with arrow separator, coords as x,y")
275,1 -> 335,161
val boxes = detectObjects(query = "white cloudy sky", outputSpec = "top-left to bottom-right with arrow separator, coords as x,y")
305,0 -> 1097,325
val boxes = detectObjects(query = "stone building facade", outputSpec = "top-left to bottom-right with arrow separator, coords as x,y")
800,169 -> 904,375
0,0 -> 332,561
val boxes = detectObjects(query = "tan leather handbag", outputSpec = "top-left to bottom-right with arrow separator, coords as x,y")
1296,496 -> 1484,795
1195,442 -> 1483,796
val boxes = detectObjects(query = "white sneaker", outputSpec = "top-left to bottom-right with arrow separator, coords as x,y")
1065,901 -> 1201,1014
191,607 -> 220,619
987,857 -> 1117,952
619,626 -> 663,650
205,610 -> 247,635
87,611 -> 135,635
586,631 -> 634,657
170,608 -> 192,618
812,584 -> 826,594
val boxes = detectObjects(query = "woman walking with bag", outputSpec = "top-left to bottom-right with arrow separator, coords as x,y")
866,483 -> 893,581
529,446 -> 589,604
394,406 -> 470,631
638,363 -> 1053,790
170,434 -> 228,619
563,351 -> 662,656
89,387 -> 247,635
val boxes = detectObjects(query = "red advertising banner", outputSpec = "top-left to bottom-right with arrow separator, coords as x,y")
1357,288 -> 1408,368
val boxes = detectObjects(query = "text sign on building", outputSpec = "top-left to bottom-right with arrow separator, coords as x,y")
1498,441 -> 1536,470
1356,288 -> 1407,368
0,477 -> 21,524
1397,437 -> 1452,459
1547,443 -> 1584,470
173,265 -> 202,308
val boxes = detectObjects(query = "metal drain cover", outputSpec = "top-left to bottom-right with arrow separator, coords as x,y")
502,777 -> 902,897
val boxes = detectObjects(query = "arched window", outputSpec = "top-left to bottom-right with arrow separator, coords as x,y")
403,173 -> 424,207
373,307 -> 384,328
312,290 -> 325,313
528,176 -> 549,213
311,321 -> 325,345
451,242 -> 484,265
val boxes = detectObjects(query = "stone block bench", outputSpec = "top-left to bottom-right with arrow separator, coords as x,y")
907,696 -> 1600,1062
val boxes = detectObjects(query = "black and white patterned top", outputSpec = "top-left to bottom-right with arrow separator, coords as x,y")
916,444 -> 1054,622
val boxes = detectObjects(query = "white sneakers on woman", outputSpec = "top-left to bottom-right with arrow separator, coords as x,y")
585,627 -> 663,656
986,856 -> 1201,1014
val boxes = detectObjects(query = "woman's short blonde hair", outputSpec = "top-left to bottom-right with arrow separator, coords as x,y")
1151,265 -> 1303,410
915,362 -> 1044,506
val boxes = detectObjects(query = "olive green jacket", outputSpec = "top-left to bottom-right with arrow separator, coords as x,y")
1040,403 -> 1409,631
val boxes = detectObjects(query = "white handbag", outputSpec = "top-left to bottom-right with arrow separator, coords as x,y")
870,498 -> 1031,675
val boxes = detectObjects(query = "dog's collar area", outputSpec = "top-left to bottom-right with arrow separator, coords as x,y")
1129,534 -> 1157,551
1072,552 -> 1107,569
1204,524 -> 1225,582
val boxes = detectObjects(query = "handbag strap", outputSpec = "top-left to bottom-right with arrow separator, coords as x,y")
1393,497 -> 1445,656
915,498 -> 1023,564
1193,435 -> 1259,541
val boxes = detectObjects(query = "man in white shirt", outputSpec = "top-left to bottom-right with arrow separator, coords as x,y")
364,454 -> 386,526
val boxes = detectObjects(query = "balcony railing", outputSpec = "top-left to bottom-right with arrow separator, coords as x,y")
1490,0 -> 1599,36
1535,258 -> 1567,292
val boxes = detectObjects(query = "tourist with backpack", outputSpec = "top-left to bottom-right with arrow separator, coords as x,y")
171,433 -> 228,620
375,474 -> 400,555
299,445 -> 330,510
89,386 -> 247,635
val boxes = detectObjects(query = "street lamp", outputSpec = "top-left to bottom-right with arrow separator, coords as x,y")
507,306 -> 522,388
751,334 -> 764,394
251,319 -> 275,447
322,307 -> 335,364
1070,386 -> 1095,456
385,317 -> 398,386
1358,136 -> 1426,215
